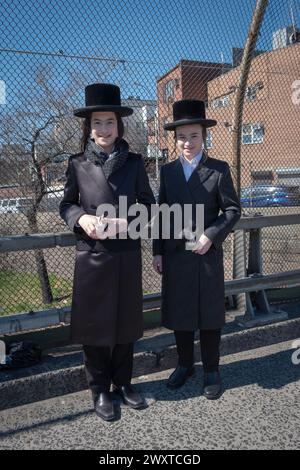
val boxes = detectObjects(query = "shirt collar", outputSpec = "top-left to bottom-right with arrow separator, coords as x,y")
179,152 -> 203,167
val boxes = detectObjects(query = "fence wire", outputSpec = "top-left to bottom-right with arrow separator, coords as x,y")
0,0 -> 300,316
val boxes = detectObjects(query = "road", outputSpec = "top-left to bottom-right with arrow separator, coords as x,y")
0,339 -> 299,450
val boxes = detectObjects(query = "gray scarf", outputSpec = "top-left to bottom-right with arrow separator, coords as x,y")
85,138 -> 129,180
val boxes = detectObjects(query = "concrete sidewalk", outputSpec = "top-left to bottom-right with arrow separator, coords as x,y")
0,308 -> 300,411
0,338 -> 299,450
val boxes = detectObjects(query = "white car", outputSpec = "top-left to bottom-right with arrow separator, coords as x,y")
0,198 -> 32,214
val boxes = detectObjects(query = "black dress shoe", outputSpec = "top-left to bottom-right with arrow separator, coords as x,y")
167,365 -> 195,389
114,384 -> 147,409
203,371 -> 222,400
94,392 -> 116,421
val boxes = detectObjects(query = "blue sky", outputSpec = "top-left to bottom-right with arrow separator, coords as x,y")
0,0 -> 299,109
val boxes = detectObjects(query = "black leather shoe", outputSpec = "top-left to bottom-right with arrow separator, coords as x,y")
94,392 -> 116,421
203,371 -> 222,400
114,384 -> 147,409
167,365 -> 195,389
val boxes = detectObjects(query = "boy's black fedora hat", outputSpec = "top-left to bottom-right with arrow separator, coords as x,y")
74,83 -> 133,118
164,99 -> 217,130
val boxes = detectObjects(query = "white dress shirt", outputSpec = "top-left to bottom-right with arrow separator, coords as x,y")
179,152 -> 203,181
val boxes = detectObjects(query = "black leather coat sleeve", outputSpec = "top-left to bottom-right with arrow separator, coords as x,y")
204,163 -> 241,248
59,157 -> 86,232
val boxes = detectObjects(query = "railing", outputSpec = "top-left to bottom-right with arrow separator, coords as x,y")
1,213 -> 300,334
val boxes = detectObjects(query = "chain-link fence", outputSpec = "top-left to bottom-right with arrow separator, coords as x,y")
0,0 -> 300,316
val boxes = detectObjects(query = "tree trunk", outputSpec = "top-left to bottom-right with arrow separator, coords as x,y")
27,209 -> 53,305
232,0 -> 269,196
232,0 -> 269,313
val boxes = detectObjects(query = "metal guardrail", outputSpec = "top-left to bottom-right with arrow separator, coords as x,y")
1,269 -> 299,335
1,214 -> 300,252
1,213 -> 300,333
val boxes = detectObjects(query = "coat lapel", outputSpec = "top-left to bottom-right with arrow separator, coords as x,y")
106,160 -> 130,192
187,155 -> 215,201
80,159 -> 117,204
80,146 -> 132,200
170,155 -> 215,204
170,159 -> 195,204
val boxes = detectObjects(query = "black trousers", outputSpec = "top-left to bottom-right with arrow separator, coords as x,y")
174,329 -> 221,373
82,343 -> 134,397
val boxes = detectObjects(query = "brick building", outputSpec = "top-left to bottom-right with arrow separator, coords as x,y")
155,59 -> 231,160
207,39 -> 300,187
154,29 -> 300,189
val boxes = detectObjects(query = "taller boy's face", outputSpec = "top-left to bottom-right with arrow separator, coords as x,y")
90,111 -> 118,152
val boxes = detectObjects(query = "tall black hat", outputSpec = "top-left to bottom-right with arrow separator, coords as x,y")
74,83 -> 133,118
164,99 -> 217,131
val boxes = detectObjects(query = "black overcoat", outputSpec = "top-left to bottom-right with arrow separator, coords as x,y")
60,146 -> 155,346
153,154 -> 241,331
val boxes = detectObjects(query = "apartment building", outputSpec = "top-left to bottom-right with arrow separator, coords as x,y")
156,59 -> 231,160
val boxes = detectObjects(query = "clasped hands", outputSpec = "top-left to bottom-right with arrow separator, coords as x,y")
77,214 -> 128,239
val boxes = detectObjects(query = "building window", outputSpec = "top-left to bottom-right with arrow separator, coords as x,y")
242,123 -> 264,144
246,86 -> 257,101
206,129 -> 213,149
245,82 -> 263,101
252,170 -> 273,185
164,80 -> 175,103
211,95 -> 230,108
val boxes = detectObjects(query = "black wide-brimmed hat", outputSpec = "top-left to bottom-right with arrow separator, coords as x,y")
164,99 -> 217,131
73,83 -> 133,118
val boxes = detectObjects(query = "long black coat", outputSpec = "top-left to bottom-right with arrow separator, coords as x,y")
60,148 -> 155,346
153,154 -> 241,331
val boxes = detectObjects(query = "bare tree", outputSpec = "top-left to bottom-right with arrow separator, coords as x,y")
0,68 -> 81,304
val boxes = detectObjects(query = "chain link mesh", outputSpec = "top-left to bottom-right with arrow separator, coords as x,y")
0,0 -> 299,316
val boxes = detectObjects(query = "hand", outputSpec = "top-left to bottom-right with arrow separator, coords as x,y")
96,217 -> 128,239
153,255 -> 163,274
77,214 -> 99,239
192,234 -> 213,255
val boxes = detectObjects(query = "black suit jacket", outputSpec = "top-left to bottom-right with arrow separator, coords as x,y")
153,155 -> 241,255
60,150 -> 155,252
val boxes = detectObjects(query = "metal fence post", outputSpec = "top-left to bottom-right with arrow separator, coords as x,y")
237,225 -> 289,327
232,229 -> 247,312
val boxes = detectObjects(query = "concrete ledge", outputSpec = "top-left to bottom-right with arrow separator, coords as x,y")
0,316 -> 299,411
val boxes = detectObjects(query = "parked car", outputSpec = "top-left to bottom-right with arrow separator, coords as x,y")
240,185 -> 300,207
0,197 -> 32,214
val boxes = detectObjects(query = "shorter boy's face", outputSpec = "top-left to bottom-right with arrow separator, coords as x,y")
176,124 -> 204,160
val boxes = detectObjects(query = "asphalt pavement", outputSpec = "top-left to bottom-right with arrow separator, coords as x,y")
0,339 -> 299,450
